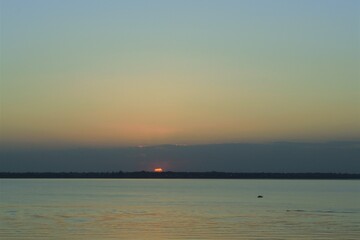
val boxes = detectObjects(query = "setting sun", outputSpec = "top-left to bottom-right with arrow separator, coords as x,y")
154,168 -> 164,173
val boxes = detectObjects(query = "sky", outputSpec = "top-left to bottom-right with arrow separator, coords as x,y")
1,0 -> 359,148
0,0 -> 359,172
0,142 -> 359,173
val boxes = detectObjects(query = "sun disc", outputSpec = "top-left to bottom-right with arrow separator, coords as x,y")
154,168 -> 163,172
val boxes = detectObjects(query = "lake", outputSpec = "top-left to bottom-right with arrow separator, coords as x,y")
0,179 -> 359,239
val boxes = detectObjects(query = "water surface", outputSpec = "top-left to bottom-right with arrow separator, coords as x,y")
1,179 -> 359,239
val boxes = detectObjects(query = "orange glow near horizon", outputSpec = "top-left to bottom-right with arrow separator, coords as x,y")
154,168 -> 163,172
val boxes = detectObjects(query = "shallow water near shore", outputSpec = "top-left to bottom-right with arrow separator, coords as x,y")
1,179 -> 359,239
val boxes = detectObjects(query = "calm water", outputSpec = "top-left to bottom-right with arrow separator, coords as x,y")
0,179 -> 359,239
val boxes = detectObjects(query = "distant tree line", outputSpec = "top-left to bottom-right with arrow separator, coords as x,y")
0,171 -> 359,179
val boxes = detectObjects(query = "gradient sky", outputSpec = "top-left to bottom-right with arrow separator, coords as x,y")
1,0 -> 359,148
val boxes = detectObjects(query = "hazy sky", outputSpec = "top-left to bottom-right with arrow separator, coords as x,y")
1,142 -> 359,172
1,0 -> 359,148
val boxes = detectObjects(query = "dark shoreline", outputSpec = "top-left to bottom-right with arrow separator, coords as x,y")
1,172 -> 359,179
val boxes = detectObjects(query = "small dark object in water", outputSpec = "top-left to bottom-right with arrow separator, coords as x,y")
257,195 -> 263,198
